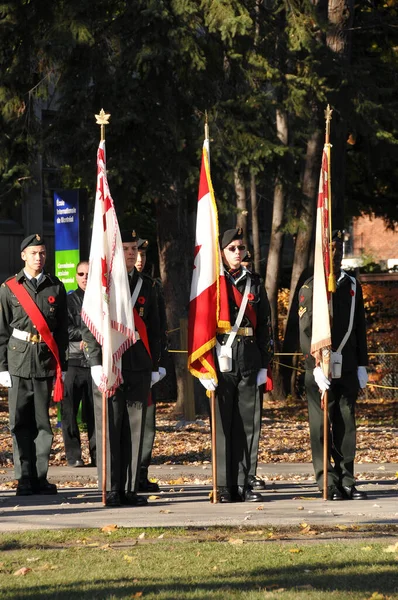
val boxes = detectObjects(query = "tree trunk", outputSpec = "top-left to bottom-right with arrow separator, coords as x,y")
327,0 -> 355,230
250,171 -> 260,274
282,127 -> 323,396
265,107 -> 288,399
234,167 -> 248,242
155,190 -> 192,416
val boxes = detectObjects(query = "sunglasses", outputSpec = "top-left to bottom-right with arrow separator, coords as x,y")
77,272 -> 88,277
226,245 -> 245,252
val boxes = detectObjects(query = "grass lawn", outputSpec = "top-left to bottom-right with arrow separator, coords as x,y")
1,528 -> 397,599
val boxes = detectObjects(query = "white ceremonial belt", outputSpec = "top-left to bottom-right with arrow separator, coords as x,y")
12,328 -> 51,344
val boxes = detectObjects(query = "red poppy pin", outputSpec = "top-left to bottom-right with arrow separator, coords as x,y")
137,296 -> 146,305
247,293 -> 254,301
350,289 -> 355,296
48,296 -> 56,304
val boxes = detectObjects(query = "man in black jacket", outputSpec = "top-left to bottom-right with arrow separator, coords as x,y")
0,234 -> 68,496
298,230 -> 369,501
83,230 -> 161,507
61,261 -> 96,467
135,238 -> 168,493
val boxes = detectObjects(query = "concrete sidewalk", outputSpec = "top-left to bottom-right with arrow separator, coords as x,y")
0,463 -> 397,531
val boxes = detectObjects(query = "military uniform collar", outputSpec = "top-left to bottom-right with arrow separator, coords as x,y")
225,265 -> 249,286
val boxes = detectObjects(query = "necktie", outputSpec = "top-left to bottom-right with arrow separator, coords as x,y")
31,277 -> 37,290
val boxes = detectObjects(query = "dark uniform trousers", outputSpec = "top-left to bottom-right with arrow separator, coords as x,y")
306,370 -> 358,490
8,375 -> 53,481
140,398 -> 156,481
61,365 -> 96,464
215,365 -> 262,488
93,369 -> 151,492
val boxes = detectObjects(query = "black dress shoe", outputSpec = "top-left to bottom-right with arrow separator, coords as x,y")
216,487 -> 232,503
120,492 -> 148,506
16,479 -> 33,496
68,459 -> 84,468
325,486 -> 344,501
32,479 -> 58,496
248,475 -> 266,490
138,479 -> 160,493
236,486 -> 265,502
105,491 -> 121,507
341,485 -> 368,500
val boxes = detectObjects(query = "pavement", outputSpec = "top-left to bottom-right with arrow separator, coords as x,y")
0,463 -> 397,532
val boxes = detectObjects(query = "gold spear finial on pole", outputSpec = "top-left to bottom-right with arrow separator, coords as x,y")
325,104 -> 333,145
95,108 -> 111,141
204,110 -> 209,141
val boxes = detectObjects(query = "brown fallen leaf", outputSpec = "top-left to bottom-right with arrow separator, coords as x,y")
101,524 -> 118,533
14,567 -> 31,576
228,538 -> 244,545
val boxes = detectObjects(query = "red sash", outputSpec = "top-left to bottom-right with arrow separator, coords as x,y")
6,277 -> 64,402
227,282 -> 257,330
133,308 -> 151,359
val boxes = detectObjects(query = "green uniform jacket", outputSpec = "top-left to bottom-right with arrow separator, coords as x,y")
83,268 -> 161,372
299,272 -> 368,372
217,269 -> 274,375
0,269 -> 69,377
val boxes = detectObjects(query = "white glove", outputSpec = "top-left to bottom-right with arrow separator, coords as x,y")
313,366 -> 331,392
62,372 -> 67,382
91,365 -> 104,387
150,371 -> 160,387
256,368 -> 267,387
199,378 -> 217,392
0,371 -> 12,388
357,366 -> 368,389
158,367 -> 167,381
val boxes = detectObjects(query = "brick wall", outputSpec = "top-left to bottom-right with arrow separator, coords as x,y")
351,214 -> 398,260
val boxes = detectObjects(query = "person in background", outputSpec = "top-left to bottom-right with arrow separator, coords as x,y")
298,229 -> 369,501
61,261 -> 96,468
0,234 -> 68,496
200,228 -> 274,503
83,230 -> 161,507
135,237 -> 168,493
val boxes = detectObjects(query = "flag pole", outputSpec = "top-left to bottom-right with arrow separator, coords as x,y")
205,115 -> 218,504
323,105 -> 333,500
95,108 -> 111,506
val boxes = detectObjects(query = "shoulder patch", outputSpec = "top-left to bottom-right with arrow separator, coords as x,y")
298,306 -> 307,319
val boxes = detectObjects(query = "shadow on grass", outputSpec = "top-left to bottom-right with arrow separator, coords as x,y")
3,557 -> 398,599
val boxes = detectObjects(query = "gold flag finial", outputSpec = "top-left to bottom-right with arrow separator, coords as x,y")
95,109 -> 111,141
325,104 -> 333,143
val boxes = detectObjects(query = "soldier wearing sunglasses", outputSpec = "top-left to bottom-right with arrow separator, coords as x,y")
200,228 -> 273,503
61,261 -> 96,468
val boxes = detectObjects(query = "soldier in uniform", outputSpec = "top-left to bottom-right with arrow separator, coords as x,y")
135,238 -> 168,493
61,261 -> 96,467
83,230 -> 161,507
199,228 -> 273,503
0,234 -> 68,496
298,230 -> 369,500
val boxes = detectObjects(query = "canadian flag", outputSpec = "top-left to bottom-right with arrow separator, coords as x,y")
187,139 -> 230,380
311,144 -> 333,374
81,140 -> 135,396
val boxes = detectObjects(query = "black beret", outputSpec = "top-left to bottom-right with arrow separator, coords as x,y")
220,227 -> 243,249
137,238 -> 149,250
242,250 -> 252,262
21,234 -> 46,252
120,230 -> 138,243
332,229 -> 343,241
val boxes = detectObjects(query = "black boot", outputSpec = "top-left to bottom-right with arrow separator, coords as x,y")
235,486 -> 265,502
248,475 -> 266,490
216,487 -> 232,503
